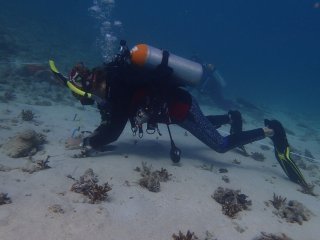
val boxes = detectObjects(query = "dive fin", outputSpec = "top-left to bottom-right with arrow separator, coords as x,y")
265,119 -> 308,187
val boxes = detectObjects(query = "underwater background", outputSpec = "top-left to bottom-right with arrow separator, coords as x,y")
1,0 -> 319,118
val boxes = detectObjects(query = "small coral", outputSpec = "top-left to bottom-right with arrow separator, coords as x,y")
270,195 -> 313,225
212,187 -> 251,218
137,162 -> 171,192
269,193 -> 287,210
172,230 -> 198,240
154,168 -> 172,182
280,200 -> 312,225
139,175 -> 160,193
251,152 -> 266,161
0,193 -> 12,205
254,232 -> 293,240
24,155 -> 51,174
2,130 -> 46,158
34,155 -> 51,170
70,168 -> 112,203
21,109 -> 35,121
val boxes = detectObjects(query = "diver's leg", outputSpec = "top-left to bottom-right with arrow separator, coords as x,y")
206,110 -> 243,133
178,97 -> 265,153
206,115 -> 230,128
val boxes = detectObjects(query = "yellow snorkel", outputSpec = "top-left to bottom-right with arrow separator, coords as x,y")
49,60 -> 104,104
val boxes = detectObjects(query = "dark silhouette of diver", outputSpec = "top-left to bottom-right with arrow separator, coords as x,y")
49,40 -> 309,188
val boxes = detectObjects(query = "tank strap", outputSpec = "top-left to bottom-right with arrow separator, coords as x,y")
160,50 -> 170,67
155,50 -> 173,84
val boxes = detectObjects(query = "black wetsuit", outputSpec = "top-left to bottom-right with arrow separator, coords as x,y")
85,62 -> 266,153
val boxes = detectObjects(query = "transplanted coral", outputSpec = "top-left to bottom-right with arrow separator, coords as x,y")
23,155 -> 51,174
172,230 -> 198,240
269,193 -> 287,210
269,194 -> 312,225
212,187 -> 252,218
137,162 -> 171,193
70,168 -> 112,204
254,232 -> 293,240
2,129 -> 46,158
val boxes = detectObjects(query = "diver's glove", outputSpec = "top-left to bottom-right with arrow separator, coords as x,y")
79,137 -> 94,157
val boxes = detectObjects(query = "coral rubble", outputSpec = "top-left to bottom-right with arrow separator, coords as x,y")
70,168 -> 112,204
2,129 -> 46,158
137,162 -> 171,193
0,193 -> 12,205
172,230 -> 198,240
212,187 -> 251,218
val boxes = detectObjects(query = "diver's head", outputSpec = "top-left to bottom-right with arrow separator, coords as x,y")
69,63 -> 107,98
69,62 -> 92,91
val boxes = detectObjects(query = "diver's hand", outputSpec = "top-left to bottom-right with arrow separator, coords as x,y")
263,127 -> 274,137
65,137 -> 83,150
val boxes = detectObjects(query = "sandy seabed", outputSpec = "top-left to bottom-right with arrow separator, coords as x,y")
0,99 -> 320,240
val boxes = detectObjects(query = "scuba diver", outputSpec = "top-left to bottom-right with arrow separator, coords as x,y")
49,40 -> 308,188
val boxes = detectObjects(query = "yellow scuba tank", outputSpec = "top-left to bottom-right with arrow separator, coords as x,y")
130,44 -> 203,87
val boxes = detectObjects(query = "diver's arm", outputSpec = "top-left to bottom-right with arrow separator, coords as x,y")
83,112 -> 128,150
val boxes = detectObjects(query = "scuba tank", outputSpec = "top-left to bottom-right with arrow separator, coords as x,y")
130,44 -> 203,87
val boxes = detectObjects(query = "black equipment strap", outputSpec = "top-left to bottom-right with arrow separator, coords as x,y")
161,50 -> 170,67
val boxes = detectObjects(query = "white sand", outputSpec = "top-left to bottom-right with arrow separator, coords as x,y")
0,101 -> 320,240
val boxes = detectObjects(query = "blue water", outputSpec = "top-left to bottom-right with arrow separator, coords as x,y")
1,0 -> 320,117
